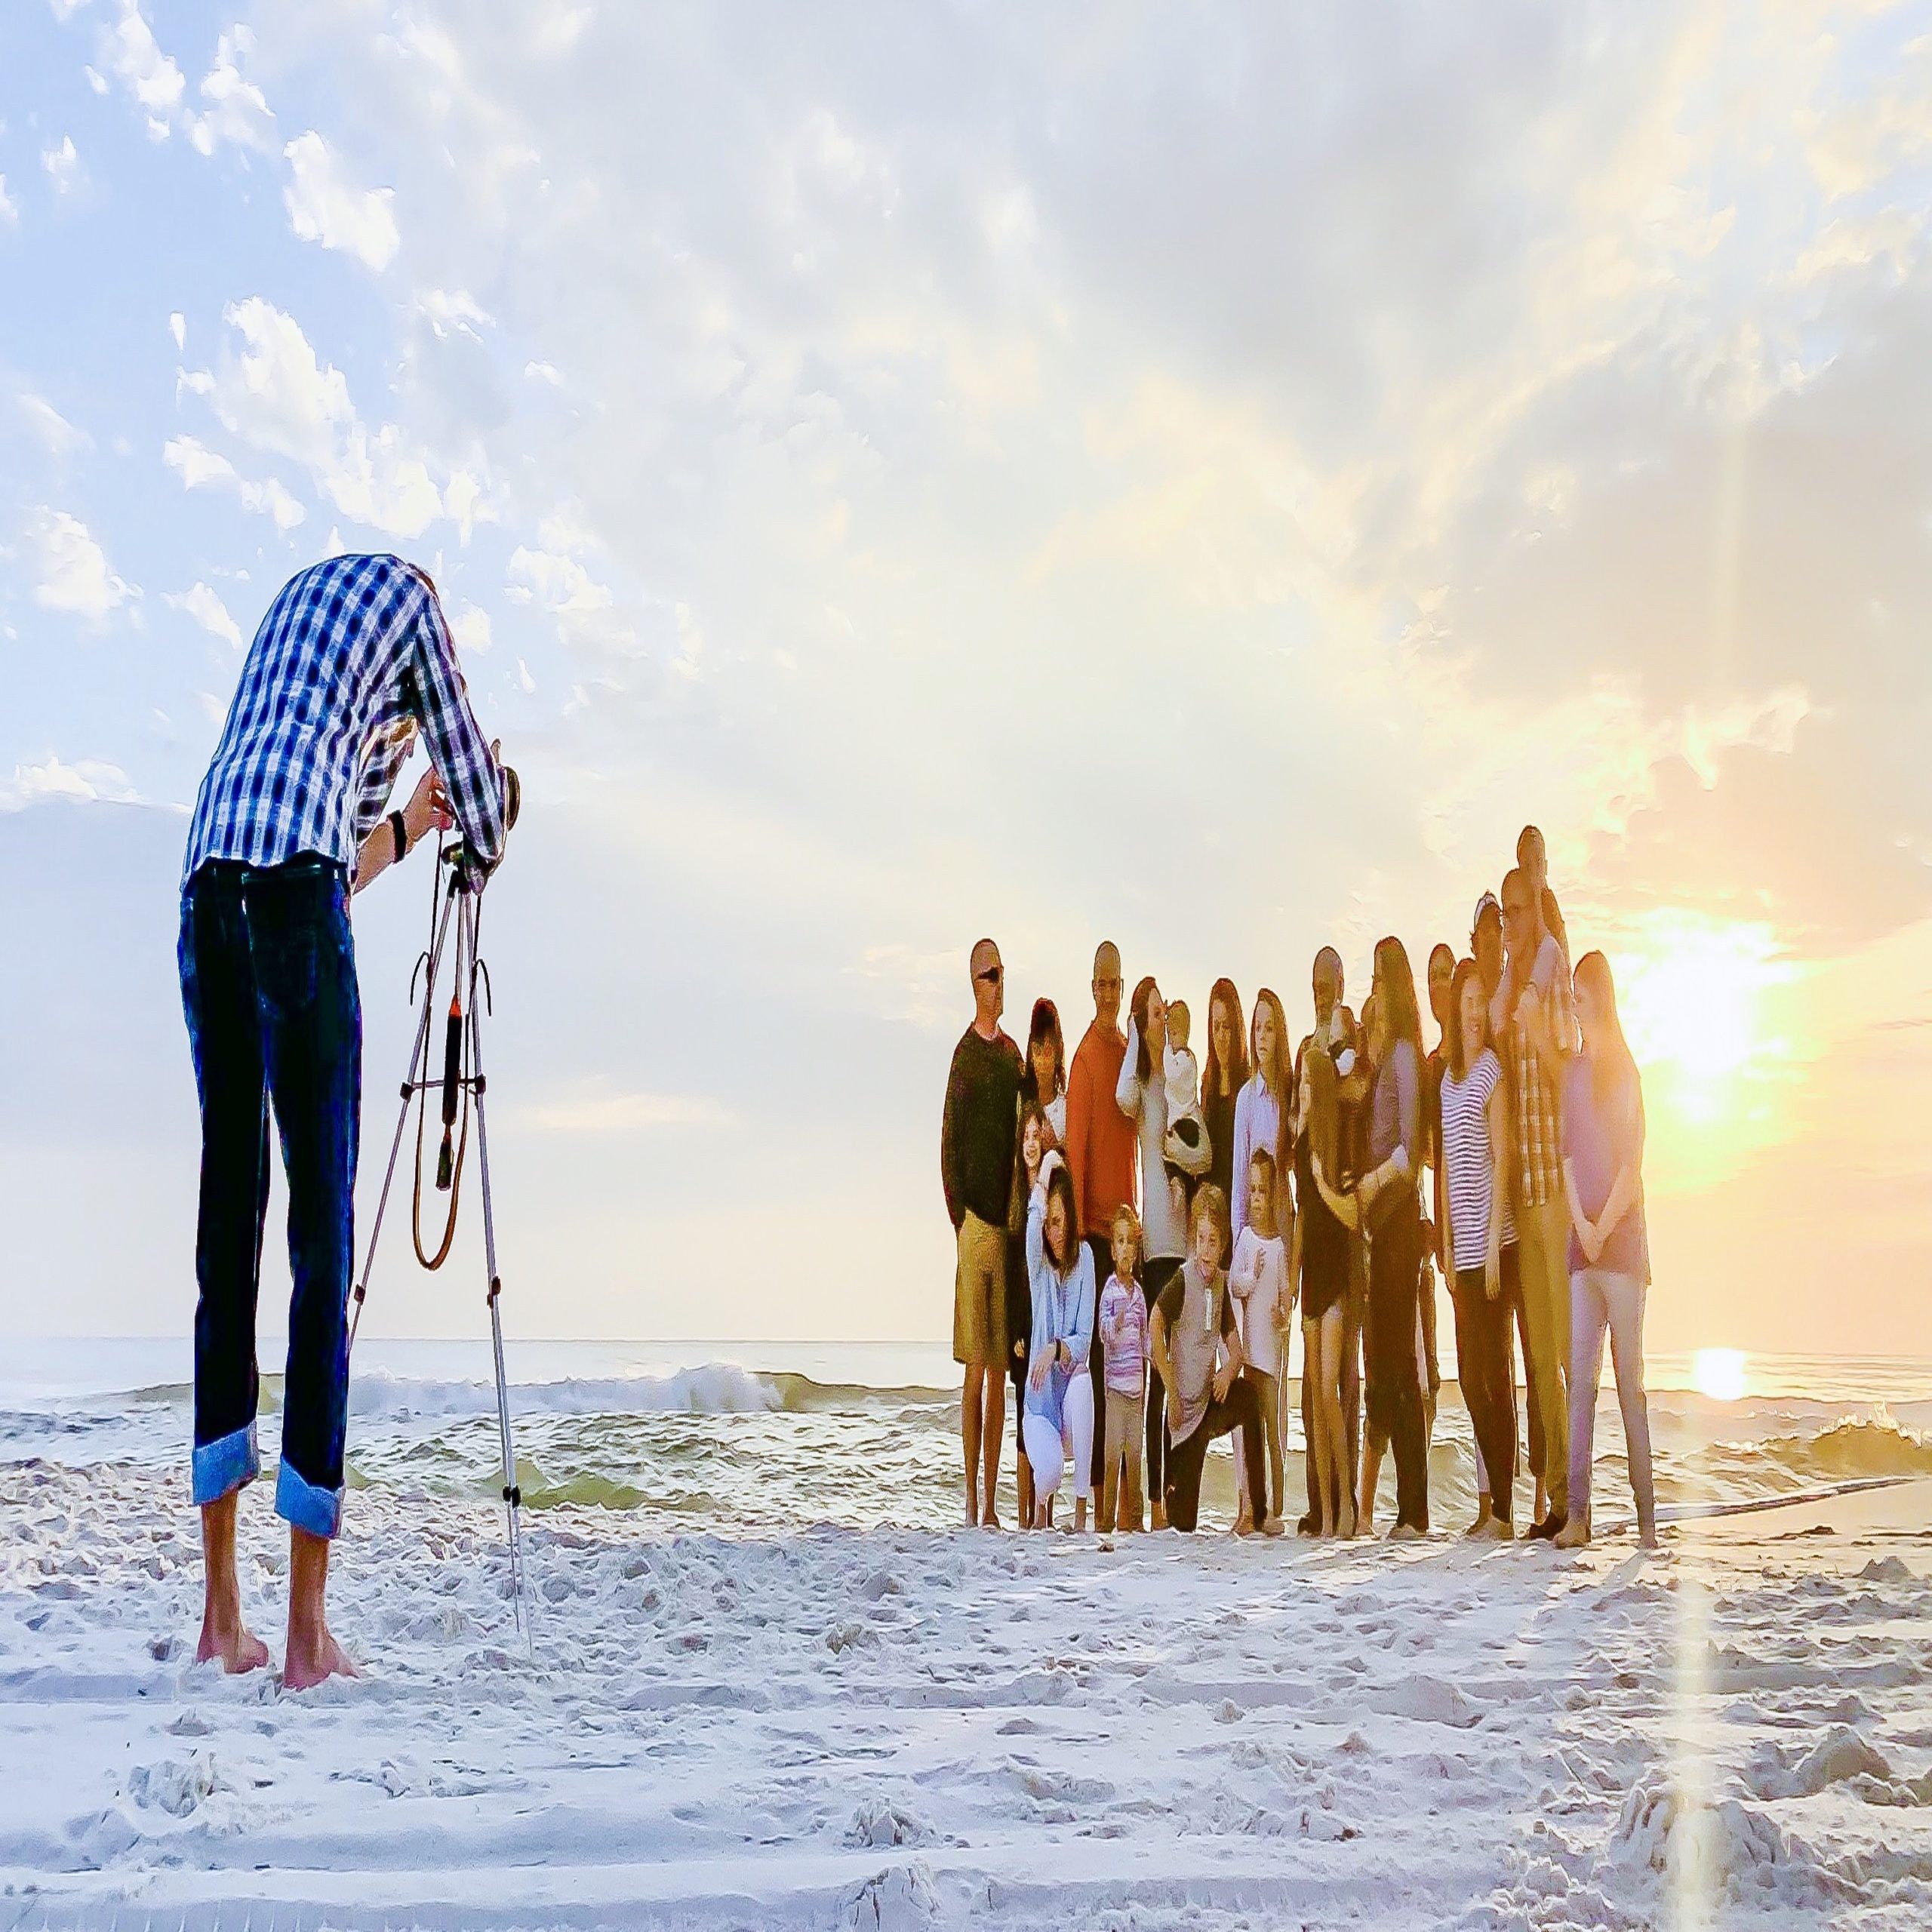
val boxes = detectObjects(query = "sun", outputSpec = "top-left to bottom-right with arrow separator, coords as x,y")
1611,913 -> 1793,1128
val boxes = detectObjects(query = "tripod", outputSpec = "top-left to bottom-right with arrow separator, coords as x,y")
349,840 -> 528,1637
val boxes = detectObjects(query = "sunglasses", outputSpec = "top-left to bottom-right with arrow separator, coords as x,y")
976,964 -> 1003,985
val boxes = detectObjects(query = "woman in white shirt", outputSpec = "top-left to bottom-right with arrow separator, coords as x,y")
1117,977 -> 1186,1526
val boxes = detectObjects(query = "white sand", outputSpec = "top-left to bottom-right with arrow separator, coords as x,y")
2,1466 -> 1929,1930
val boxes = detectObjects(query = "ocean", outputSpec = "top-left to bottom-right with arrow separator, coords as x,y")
6,1337 -> 1929,1536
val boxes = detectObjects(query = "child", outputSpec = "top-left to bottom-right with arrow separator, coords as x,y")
1097,1204 -> 1149,1534
1228,1147 -> 1290,1532
1161,997 -> 1210,1228
1148,1184 -> 1278,1534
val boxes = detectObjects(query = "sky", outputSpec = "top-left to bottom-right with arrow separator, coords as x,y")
2,1 -> 1928,1361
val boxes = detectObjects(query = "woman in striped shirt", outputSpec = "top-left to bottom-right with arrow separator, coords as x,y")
1437,958 -> 1517,1540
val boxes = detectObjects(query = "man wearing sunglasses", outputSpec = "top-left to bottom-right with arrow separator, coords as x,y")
942,938 -> 1023,1527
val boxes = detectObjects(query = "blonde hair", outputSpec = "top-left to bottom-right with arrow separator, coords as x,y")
1109,1203 -> 1143,1278
1189,1182 -> 1231,1266
1166,998 -> 1191,1052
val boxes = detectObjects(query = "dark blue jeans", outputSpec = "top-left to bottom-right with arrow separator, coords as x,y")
180,857 -> 361,1538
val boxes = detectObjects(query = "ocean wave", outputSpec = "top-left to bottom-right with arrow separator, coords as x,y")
347,1364 -> 790,1423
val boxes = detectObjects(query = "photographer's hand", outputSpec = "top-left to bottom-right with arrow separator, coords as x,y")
405,768 -> 455,848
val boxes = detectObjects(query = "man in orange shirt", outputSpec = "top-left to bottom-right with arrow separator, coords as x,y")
1063,941 -> 1137,1508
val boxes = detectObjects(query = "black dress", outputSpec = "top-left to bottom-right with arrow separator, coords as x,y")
1295,1136 -> 1351,1322
1204,1080 -> 1238,1208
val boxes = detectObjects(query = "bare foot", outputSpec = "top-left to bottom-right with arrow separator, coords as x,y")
1553,1518 -> 1591,1550
1638,1523 -> 1661,1550
1149,1501 -> 1168,1531
981,1511 -> 1003,1532
283,1625 -> 358,1693
1072,1497 -> 1090,1533
196,1616 -> 269,1675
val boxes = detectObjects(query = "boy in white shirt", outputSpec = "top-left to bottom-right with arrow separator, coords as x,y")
1228,1146 -> 1291,1532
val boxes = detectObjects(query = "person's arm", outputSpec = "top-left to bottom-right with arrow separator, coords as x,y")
1064,1052 -> 1090,1235
1148,1303 -> 1177,1422
350,714 -> 416,854
1484,1082 -> 1507,1297
1227,1229 -> 1257,1299
1592,1081 -> 1645,1244
1230,1088 -> 1254,1244
1115,1018 -> 1142,1120
1214,1288 -> 1244,1398
1064,1254 -> 1096,1373
1562,1156 -> 1601,1267
1526,971 -> 1574,1085
1287,1208 -> 1305,1322
351,765 -> 453,894
941,1045 -> 965,1231
407,572 -> 507,871
1312,1152 -> 1361,1231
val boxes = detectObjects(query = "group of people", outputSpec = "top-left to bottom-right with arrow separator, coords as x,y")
940,826 -> 1658,1551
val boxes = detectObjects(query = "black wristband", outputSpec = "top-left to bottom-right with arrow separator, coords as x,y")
389,809 -> 408,865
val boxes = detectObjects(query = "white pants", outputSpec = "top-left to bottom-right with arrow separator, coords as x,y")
1023,1373 -> 1095,1502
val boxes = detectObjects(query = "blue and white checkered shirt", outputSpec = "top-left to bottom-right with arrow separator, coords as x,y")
182,554 -> 505,888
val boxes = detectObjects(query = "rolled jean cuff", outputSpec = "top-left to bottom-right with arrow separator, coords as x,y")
275,1457 -> 344,1540
192,1420 -> 260,1506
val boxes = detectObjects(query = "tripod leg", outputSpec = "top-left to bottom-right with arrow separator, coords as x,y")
349,881 -> 459,1356
463,894 -> 529,1644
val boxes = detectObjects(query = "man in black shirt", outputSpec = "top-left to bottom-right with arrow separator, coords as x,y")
941,937 -> 1023,1527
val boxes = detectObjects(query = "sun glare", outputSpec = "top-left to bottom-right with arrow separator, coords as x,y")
1613,914 -> 1792,1127
1693,1348 -> 1748,1401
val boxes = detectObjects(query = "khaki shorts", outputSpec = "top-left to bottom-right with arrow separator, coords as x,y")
952,1211 -> 1008,1367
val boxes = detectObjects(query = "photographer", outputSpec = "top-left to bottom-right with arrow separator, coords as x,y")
178,553 -> 509,1690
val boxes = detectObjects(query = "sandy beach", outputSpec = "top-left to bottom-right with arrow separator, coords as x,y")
3,1456 -> 1927,1930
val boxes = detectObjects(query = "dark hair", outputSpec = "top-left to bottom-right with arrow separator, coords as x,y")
1429,942 -> 1456,976
1371,937 -> 1424,1069
1203,977 -> 1248,1101
1043,1162 -> 1081,1278
1026,998 -> 1066,1100
1189,1181 -> 1231,1268
1574,950 -> 1640,1114
1446,956 -> 1491,1084
1130,976 -> 1160,1081
1302,1045 -> 1341,1177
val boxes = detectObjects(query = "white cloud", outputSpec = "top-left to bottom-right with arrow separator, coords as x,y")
42,137 -> 81,193
99,0 -> 184,139
168,312 -> 185,352
283,131 -> 400,272
451,601 -> 492,654
179,302 -> 446,535
162,434 -> 306,531
514,657 -> 535,694
190,27 -> 275,156
17,395 -> 91,459
417,289 -> 491,339
0,755 -> 139,812
0,177 -> 16,226
166,580 -> 242,648
23,507 -> 134,622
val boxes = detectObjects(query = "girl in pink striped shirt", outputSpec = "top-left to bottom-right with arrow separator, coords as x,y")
1097,1205 -> 1150,1533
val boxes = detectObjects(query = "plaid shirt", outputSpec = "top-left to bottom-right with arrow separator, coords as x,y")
182,555 -> 504,887
1504,938 -> 1576,1210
